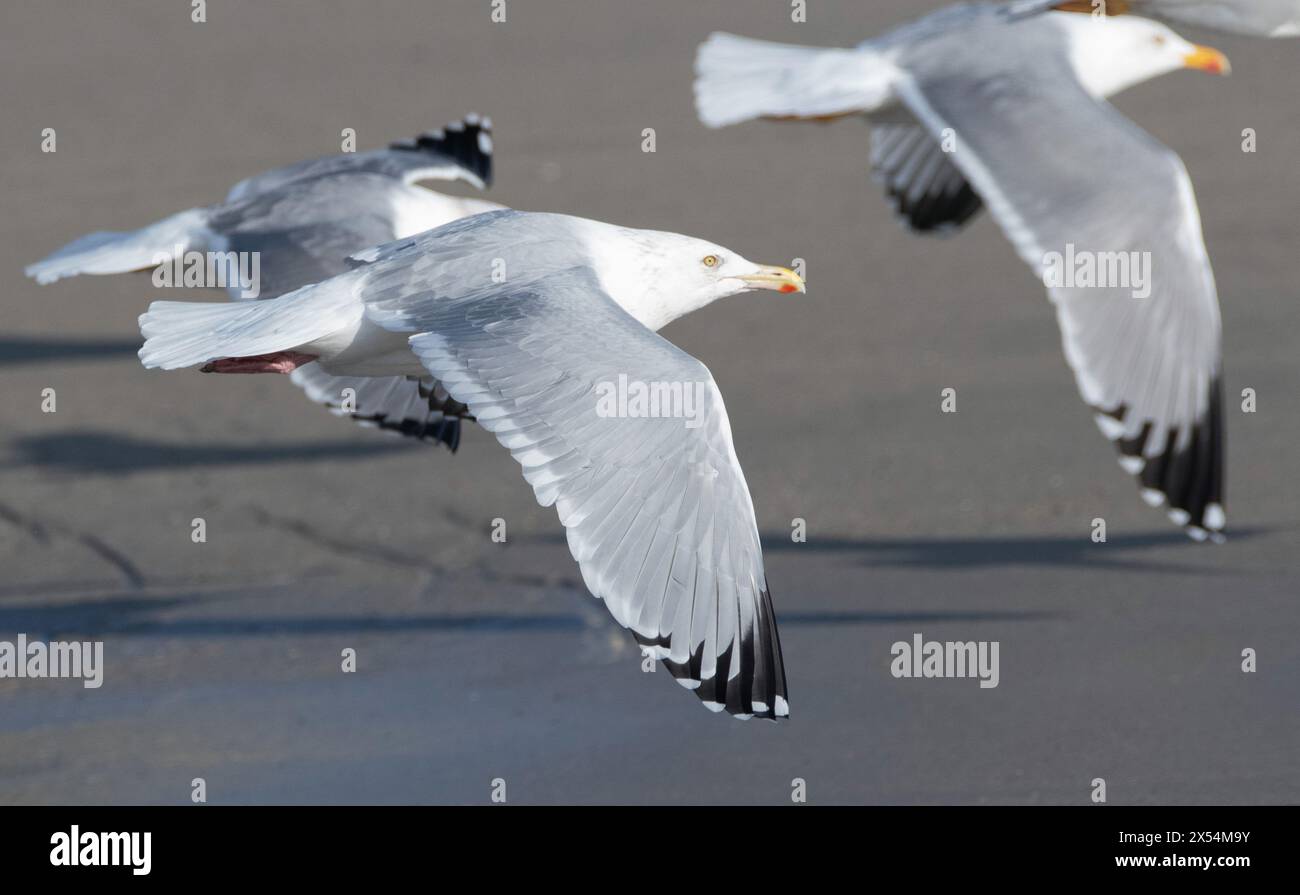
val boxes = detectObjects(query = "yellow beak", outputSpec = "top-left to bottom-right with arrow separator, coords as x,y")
1184,45 -> 1231,76
738,265 -> 805,294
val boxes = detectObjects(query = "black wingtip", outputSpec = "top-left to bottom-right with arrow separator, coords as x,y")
889,181 -> 985,235
390,114 -> 494,188
635,586 -> 789,721
355,413 -> 462,453
1095,376 -> 1225,542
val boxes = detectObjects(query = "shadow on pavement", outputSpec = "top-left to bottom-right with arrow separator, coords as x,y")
0,596 -> 1056,640
760,528 -> 1270,573
509,528 -> 1270,573
8,431 -> 417,473
0,337 -> 140,367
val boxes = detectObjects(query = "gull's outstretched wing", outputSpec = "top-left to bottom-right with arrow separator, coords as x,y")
1007,0 -> 1300,37
693,31 -> 985,234
214,169 -> 499,451
289,365 -> 466,453
359,251 -> 788,719
869,122 -> 985,233
26,116 -> 492,286
226,114 -> 494,202
894,10 -> 1225,538
214,175 -> 406,300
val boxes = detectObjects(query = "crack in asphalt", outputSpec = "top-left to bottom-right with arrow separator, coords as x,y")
247,505 -> 583,594
0,498 -> 145,589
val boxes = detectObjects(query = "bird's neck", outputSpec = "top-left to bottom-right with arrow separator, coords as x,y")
579,224 -> 706,332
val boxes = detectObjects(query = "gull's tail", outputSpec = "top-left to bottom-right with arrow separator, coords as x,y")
25,207 -> 211,284
693,32 -> 894,128
138,276 -> 362,371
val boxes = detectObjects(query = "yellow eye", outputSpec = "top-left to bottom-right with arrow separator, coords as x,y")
702,254 -> 719,268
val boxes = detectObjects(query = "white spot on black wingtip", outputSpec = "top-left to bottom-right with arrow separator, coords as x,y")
1168,508 -> 1191,526
1204,502 -> 1226,532
1186,525 -> 1209,542
1118,455 -> 1145,474
1141,488 -> 1166,507
1095,412 -> 1126,440
701,701 -> 725,714
775,696 -> 789,717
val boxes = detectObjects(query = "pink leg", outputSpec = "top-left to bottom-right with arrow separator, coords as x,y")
200,351 -> 319,374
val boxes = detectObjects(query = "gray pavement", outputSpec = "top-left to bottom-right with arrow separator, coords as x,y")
0,0 -> 1296,804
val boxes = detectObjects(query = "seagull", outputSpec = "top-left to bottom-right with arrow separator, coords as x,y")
135,209 -> 805,720
1009,0 -> 1300,38
26,115 -> 502,451
695,5 -> 1234,541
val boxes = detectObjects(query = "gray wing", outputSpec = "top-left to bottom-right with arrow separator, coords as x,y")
1006,0 -> 1300,36
216,175 -> 472,448
216,175 -> 403,299
360,264 -> 788,719
869,121 -> 984,233
289,365 -> 466,452
226,115 -> 493,202
894,13 -> 1225,538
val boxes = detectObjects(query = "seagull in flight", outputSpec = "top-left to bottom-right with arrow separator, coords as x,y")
135,209 -> 804,720
695,5 -> 1236,541
27,115 -> 501,451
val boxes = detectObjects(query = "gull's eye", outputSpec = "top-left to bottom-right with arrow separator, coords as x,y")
702,254 -> 720,268
1153,35 -> 1167,46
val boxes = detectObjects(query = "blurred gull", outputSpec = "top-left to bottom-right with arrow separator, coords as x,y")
696,4 -> 1234,541
27,116 -> 501,451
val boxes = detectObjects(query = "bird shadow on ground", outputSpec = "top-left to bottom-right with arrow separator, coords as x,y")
0,594 -> 590,640
0,337 -> 140,367
759,528 -> 1272,574
0,594 -> 1053,641
511,527 -> 1271,575
6,431 -> 416,474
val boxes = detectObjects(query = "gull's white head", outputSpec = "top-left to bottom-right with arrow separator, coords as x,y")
579,223 -> 805,331
1052,12 -> 1231,99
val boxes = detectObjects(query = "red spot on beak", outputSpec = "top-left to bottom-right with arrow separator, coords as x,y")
780,284 -> 798,294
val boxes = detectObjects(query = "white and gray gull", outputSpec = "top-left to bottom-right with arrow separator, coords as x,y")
696,3 -> 1238,541
26,116 -> 501,451
135,209 -> 804,720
